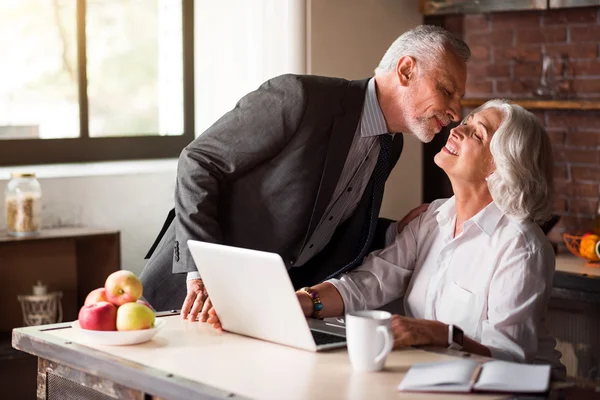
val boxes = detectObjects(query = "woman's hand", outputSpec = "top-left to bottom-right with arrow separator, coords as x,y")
389,315 -> 448,349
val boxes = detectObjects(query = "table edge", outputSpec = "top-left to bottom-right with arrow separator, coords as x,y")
11,312 -> 249,400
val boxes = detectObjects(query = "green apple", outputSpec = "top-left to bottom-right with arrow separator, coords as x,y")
116,302 -> 155,331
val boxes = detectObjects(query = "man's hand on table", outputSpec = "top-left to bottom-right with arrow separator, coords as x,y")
181,278 -> 214,322
206,307 -> 223,331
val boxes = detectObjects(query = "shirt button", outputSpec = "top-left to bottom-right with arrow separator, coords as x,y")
288,257 -> 296,265
309,244 -> 314,249
328,216 -> 333,221
347,187 -> 353,192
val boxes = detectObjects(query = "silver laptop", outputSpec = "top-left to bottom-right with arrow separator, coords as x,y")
187,240 -> 346,352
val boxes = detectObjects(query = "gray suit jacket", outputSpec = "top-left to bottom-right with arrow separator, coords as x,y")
141,74 -> 403,310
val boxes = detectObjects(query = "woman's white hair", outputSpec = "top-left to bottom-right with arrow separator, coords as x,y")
469,99 -> 554,223
375,25 -> 471,75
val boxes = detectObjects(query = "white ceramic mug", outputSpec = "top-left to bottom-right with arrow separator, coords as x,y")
345,310 -> 394,372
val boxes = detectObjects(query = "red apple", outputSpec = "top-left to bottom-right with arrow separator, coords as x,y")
104,270 -> 143,306
136,300 -> 154,310
84,288 -> 109,306
116,302 -> 156,331
78,301 -> 117,331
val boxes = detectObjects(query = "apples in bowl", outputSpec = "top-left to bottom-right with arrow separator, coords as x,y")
74,270 -> 164,345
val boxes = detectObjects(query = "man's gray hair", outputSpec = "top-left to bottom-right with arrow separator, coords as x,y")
470,99 -> 554,223
375,25 -> 471,75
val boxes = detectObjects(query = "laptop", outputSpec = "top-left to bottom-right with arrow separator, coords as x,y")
187,240 -> 346,352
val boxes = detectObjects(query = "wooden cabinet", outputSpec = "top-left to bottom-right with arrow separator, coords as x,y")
0,227 -> 120,332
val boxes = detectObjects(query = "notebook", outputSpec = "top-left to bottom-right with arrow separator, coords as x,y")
398,359 -> 551,394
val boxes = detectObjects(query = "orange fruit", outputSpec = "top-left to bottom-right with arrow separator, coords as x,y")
579,234 -> 600,261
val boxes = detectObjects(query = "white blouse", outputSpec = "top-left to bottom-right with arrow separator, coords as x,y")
328,197 -> 564,370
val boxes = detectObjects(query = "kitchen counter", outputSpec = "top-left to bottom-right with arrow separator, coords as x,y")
552,254 -> 600,307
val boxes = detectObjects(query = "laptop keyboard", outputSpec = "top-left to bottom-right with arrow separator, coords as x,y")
310,330 -> 346,346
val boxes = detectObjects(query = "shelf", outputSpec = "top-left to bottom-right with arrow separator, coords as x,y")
461,99 -> 600,111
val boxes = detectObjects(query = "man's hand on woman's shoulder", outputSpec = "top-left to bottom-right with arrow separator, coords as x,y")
397,203 -> 430,234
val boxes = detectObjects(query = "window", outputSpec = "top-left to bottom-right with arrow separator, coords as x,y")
0,0 -> 194,166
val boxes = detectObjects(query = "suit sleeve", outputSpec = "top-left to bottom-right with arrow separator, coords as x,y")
173,74 -> 308,273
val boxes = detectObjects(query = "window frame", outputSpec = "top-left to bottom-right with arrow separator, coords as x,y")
0,0 -> 195,166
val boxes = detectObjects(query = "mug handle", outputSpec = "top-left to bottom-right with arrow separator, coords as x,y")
373,325 -> 394,364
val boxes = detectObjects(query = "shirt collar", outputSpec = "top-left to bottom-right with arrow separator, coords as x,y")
434,196 -> 504,237
470,201 -> 504,236
360,78 -> 388,138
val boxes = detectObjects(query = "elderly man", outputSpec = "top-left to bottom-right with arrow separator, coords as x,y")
140,25 -> 469,322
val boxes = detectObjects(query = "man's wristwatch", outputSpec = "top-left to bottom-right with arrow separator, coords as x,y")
447,324 -> 464,350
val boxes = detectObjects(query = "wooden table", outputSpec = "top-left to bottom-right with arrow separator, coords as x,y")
12,313 -> 511,400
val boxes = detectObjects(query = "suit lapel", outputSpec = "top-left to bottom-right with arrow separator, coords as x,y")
303,78 -> 370,243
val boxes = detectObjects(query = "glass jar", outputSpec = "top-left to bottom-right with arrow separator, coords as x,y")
4,172 -> 42,236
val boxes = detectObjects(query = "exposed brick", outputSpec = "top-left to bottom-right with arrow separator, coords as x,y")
554,179 -> 573,197
543,7 -> 598,25
465,80 -> 493,96
513,62 -> 542,77
546,111 -> 600,130
532,110 -> 546,124
467,63 -> 511,79
573,182 -> 600,198
547,130 -> 565,147
464,14 -> 490,32
494,79 -> 537,96
572,79 -> 600,93
470,44 -> 491,62
466,30 -> 514,47
554,164 -> 568,179
494,45 -> 542,62
554,198 -> 568,213
492,11 -> 541,29
517,27 -> 566,44
559,215 -> 595,234
545,43 -> 598,60
570,25 -> 600,43
570,199 -> 597,216
554,148 -> 600,164
565,131 -> 600,147
443,15 -> 464,36
572,166 -> 600,181
571,60 -> 600,77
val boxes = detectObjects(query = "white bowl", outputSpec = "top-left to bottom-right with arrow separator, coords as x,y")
71,318 -> 166,346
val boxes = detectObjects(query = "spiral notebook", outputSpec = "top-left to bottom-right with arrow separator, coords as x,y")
398,359 -> 551,394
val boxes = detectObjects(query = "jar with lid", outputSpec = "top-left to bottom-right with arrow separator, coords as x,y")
4,172 -> 42,236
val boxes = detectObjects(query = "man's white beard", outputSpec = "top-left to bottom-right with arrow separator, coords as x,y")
401,91 -> 437,143
404,106 -> 436,143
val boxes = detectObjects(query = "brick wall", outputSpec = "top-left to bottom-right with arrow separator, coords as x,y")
442,6 -> 600,243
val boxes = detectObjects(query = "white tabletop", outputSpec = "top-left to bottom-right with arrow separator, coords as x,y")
47,316 -> 504,400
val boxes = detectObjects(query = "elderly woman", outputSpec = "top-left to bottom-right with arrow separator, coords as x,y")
293,99 -> 563,371
207,99 -> 564,371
